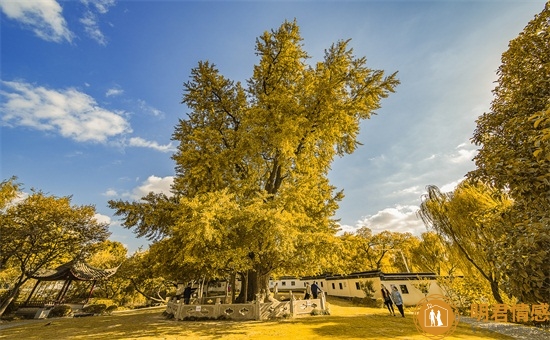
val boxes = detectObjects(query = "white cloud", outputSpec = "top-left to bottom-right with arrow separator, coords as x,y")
80,10 -> 106,45
81,0 -> 116,14
106,87 -> 124,97
125,175 -> 174,200
440,179 -> 463,193
449,144 -> 477,164
94,213 -> 111,225
102,189 -> 118,197
127,137 -> 176,153
349,205 -> 426,236
79,0 -> 116,45
137,99 -> 164,117
0,80 -> 132,143
0,0 -> 73,43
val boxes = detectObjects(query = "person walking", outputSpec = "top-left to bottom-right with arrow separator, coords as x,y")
304,282 -> 312,299
311,281 -> 322,299
391,285 -> 405,317
381,285 -> 395,316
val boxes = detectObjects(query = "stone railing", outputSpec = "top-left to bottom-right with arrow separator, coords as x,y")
166,292 -> 326,321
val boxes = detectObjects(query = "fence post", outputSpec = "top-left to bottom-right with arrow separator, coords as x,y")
320,291 -> 326,311
289,291 -> 295,317
255,298 -> 261,320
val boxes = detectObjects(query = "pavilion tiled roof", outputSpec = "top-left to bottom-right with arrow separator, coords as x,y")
31,260 -> 119,281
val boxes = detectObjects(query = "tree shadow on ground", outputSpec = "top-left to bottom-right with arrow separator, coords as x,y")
0,306 -> 513,340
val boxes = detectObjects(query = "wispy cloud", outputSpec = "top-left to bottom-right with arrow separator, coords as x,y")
0,80 -> 132,143
127,137 -> 176,153
0,0 -> 73,43
137,99 -> 164,118
106,87 -> 124,97
80,0 -> 116,45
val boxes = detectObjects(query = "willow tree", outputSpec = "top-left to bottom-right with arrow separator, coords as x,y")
418,182 -> 513,303
110,20 -> 398,301
469,3 -> 550,303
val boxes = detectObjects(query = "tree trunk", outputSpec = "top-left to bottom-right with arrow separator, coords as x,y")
0,275 -> 27,317
246,269 -> 258,302
235,272 -> 248,303
230,272 -> 236,303
490,280 -> 504,304
246,267 -> 271,302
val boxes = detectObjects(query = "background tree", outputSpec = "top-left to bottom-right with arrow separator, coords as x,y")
0,177 -> 21,270
116,249 -> 176,304
418,181 -> 512,303
469,2 -> 550,303
110,20 -> 398,301
0,187 -> 109,316
410,231 -> 457,276
85,240 -> 127,302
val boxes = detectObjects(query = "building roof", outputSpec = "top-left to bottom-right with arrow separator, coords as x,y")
31,260 -> 119,281
324,270 -> 438,281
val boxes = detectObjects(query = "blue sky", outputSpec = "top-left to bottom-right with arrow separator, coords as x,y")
1,0 -> 546,253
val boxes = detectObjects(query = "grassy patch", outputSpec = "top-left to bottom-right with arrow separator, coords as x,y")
0,298 -> 512,339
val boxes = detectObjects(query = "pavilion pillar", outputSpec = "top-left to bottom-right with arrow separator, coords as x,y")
24,280 -> 41,305
56,279 -> 72,302
86,280 -> 97,303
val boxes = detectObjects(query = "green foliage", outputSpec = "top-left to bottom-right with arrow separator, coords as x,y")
419,181 -> 511,303
358,280 -> 376,299
437,276 -> 501,315
338,228 -> 415,273
468,3 -> 550,303
410,276 -> 431,297
115,249 -> 176,305
48,305 -> 73,318
84,241 -> 128,304
0,183 -> 110,317
104,305 -> 118,315
310,308 -> 330,316
109,20 -> 399,300
82,304 -> 107,315
0,177 -> 20,210
409,232 -> 458,276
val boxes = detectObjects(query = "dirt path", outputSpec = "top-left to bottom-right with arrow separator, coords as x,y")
460,316 -> 550,340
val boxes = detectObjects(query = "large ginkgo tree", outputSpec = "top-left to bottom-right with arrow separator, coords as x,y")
110,20 -> 398,301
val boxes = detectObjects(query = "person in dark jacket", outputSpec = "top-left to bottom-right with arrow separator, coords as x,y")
183,283 -> 196,305
311,281 -> 322,299
381,285 -> 396,316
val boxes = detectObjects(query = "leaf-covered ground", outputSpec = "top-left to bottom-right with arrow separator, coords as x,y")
0,297 -> 514,339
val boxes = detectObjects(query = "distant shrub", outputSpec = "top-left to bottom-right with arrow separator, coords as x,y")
104,305 -> 118,315
310,308 -> 330,316
48,304 -> 72,318
82,304 -> 107,315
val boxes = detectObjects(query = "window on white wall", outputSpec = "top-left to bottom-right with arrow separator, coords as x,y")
400,285 -> 409,294
282,282 -> 287,286
339,282 -> 343,289
355,282 -> 360,290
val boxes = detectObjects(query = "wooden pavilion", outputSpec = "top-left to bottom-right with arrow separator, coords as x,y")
22,260 -> 119,307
